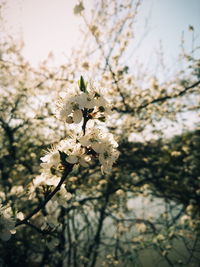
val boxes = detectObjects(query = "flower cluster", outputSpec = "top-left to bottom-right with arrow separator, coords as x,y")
40,130 -> 119,175
56,82 -> 112,124
42,77 -> 119,175
0,205 -> 16,241
79,128 -> 119,173
40,137 -> 92,175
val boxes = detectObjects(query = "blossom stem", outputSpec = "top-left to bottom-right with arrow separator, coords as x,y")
82,109 -> 90,135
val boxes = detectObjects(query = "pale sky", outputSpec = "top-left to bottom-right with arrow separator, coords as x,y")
130,0 -> 200,70
3,0 -> 82,65
2,0 -> 200,68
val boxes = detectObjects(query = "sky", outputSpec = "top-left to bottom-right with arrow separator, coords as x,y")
130,0 -> 200,70
2,0 -> 200,68
2,0 -> 81,65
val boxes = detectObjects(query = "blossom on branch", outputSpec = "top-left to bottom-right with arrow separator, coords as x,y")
40,128 -> 119,176
36,77 -> 119,221
40,137 -> 92,178
55,83 -> 112,124
79,128 -> 119,173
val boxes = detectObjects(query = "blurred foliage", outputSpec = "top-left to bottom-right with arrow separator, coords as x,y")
118,130 -> 200,208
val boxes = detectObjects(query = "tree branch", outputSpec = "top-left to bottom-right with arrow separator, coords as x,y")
137,79 -> 200,111
15,166 -> 73,227
112,79 -> 200,113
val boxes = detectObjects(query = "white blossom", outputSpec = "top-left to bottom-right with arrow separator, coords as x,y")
55,92 -> 84,123
41,80 -> 119,178
79,128 -> 119,173
40,137 -> 92,177
55,88 -> 112,124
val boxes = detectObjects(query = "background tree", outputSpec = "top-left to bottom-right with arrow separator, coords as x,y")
0,0 -> 200,266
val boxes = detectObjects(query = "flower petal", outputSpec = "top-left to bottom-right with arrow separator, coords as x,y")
66,155 -> 78,164
73,110 -> 83,123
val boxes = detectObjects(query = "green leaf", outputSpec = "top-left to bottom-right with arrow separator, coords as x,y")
78,76 -> 87,92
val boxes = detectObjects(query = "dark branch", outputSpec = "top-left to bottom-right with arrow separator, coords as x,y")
112,79 -> 200,114
137,79 -> 200,111
15,166 -> 73,227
